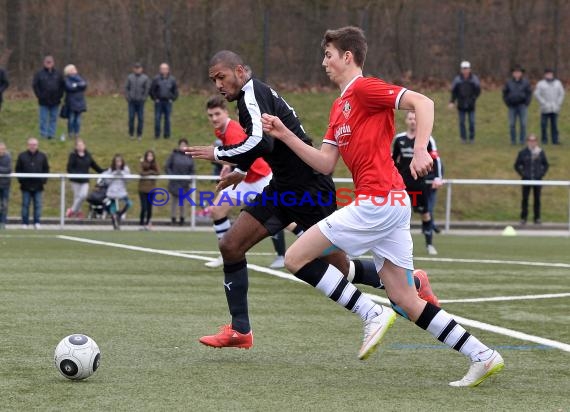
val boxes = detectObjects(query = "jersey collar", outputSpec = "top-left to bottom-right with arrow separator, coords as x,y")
341,74 -> 363,97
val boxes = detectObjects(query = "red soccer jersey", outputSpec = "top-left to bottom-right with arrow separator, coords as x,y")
216,119 -> 272,183
323,76 -> 406,197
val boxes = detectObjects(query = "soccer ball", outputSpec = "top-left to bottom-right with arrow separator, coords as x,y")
54,334 -> 101,380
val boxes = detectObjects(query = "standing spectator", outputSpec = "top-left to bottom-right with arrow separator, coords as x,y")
101,154 -> 132,230
150,63 -> 178,139
63,65 -> 87,139
66,138 -> 104,218
448,61 -> 481,143
515,134 -> 549,225
503,65 -> 532,145
15,137 -> 49,229
165,138 -> 194,226
0,142 -> 11,229
0,67 -> 9,111
125,62 -> 150,141
138,150 -> 159,230
32,56 -> 65,139
534,68 -> 565,145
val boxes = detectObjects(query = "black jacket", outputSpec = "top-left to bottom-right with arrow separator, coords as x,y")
514,148 -> 549,180
15,150 -> 50,191
450,74 -> 481,111
165,149 -> 194,193
32,68 -> 65,106
503,78 -> 532,107
66,150 -> 104,183
64,75 -> 87,112
0,68 -> 9,102
150,75 -> 178,101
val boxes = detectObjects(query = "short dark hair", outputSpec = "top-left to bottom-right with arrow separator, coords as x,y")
206,95 -> 227,111
209,50 -> 245,70
321,26 -> 368,67
178,138 -> 188,146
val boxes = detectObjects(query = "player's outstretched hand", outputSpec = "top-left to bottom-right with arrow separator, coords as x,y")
410,149 -> 433,180
216,170 -> 245,191
185,146 -> 215,161
261,113 -> 288,140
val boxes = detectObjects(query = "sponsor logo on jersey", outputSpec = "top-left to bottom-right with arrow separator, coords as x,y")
342,100 -> 351,119
334,124 -> 351,147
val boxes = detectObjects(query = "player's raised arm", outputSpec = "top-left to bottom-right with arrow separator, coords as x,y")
398,90 -> 435,179
261,114 -> 339,175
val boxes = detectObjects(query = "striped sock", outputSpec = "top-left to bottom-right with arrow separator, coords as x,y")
295,259 -> 383,321
415,302 -> 491,361
213,217 -> 231,240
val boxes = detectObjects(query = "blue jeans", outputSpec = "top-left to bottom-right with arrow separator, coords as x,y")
0,187 -> 9,224
128,101 -> 145,137
458,109 -> 475,141
154,101 -> 172,138
21,190 -> 43,225
39,105 -> 59,138
68,111 -> 82,136
541,113 -> 559,144
508,104 -> 528,144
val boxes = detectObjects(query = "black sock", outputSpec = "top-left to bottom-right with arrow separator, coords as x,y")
223,260 -> 250,334
291,225 -> 304,237
422,219 -> 433,246
352,259 -> 384,289
271,230 -> 286,256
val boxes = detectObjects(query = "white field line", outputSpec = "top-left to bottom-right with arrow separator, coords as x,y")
439,293 -> 570,304
173,250 -> 570,270
57,235 -> 570,353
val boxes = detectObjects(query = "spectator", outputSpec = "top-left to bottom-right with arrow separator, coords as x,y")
101,154 -> 132,230
448,61 -> 481,143
165,138 -> 194,226
125,62 -> 150,141
503,65 -> 532,145
63,64 -> 87,139
138,150 -> 159,230
534,68 -> 565,145
0,142 -> 11,229
0,67 -> 9,111
515,134 -> 549,225
150,63 -> 178,139
66,138 -> 104,218
32,55 -> 65,140
15,137 -> 49,229
426,138 -> 444,234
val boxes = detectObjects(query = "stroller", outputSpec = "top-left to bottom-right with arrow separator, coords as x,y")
86,182 -> 108,220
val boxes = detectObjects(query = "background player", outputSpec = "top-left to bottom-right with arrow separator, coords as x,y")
261,26 -> 503,387
203,95 -> 292,269
393,111 -> 443,255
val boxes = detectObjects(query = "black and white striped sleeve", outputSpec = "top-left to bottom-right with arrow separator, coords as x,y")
214,80 -> 271,172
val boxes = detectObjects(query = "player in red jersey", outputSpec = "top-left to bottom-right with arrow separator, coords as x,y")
204,95 -> 294,269
261,26 -> 503,387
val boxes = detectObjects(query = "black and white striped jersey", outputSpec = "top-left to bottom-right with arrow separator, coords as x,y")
392,132 -> 443,184
214,78 -> 328,191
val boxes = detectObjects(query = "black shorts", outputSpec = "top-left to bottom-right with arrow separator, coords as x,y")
243,176 -> 337,235
406,181 -> 431,214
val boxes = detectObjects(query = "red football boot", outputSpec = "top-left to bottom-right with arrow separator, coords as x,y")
414,269 -> 440,307
199,324 -> 253,349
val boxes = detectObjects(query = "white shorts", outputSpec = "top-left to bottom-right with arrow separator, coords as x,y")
317,191 -> 414,271
220,173 -> 272,203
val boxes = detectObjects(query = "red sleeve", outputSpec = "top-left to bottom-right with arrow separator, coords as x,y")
353,77 -> 406,113
222,120 -> 248,146
322,104 -> 337,146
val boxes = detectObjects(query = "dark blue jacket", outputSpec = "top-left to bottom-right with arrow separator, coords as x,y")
15,150 -> 50,191
450,73 -> 481,111
64,75 -> 87,113
33,68 -> 65,106
503,77 -> 532,107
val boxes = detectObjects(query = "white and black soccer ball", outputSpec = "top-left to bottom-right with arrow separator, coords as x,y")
54,334 -> 101,380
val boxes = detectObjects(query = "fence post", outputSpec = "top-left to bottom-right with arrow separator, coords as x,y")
190,177 -> 196,229
59,175 -> 66,228
445,181 -> 452,232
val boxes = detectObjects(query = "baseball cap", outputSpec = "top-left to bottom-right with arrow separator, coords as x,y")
460,61 -> 471,69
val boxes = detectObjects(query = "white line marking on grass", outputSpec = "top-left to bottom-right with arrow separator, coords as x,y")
439,292 -> 570,304
57,235 -> 570,353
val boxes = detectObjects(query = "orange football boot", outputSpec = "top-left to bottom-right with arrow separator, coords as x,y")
199,324 -> 253,349
414,269 -> 440,307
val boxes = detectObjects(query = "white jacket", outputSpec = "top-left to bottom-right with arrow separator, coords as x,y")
534,79 -> 565,113
101,166 -> 130,199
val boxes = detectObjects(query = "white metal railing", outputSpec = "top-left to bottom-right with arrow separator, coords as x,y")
1,173 -> 569,232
